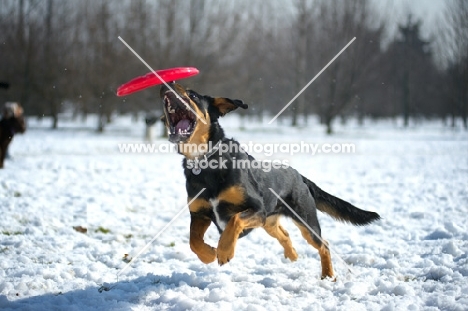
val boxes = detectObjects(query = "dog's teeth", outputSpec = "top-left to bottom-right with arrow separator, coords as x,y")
168,104 -> 175,114
165,96 -> 176,113
177,128 -> 189,135
182,101 -> 191,111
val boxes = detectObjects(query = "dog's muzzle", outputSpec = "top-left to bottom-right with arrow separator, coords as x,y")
163,91 -> 197,143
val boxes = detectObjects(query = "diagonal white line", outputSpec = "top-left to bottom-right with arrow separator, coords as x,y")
118,36 -> 207,125
115,187 -> 206,279
268,37 -> 356,124
268,188 -> 354,276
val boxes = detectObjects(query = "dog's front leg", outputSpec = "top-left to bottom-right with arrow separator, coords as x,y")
190,214 -> 217,264
217,210 -> 264,265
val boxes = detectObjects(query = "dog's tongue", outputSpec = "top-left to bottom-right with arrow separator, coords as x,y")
176,119 -> 191,133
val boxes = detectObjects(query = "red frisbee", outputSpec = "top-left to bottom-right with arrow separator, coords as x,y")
117,67 -> 199,96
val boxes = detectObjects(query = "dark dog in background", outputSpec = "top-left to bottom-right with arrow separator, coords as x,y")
160,83 -> 380,279
0,102 -> 26,168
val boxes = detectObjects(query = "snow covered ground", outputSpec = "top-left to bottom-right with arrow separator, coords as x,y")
1,115 -> 467,310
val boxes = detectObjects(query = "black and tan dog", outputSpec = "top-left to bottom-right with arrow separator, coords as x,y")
0,102 -> 26,169
160,83 -> 380,279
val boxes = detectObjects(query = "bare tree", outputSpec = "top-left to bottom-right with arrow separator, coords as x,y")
43,0 -> 58,128
291,0 -> 313,126
0,0 -> 37,113
2,0 -> 448,131
439,0 -> 468,128
82,0 -> 122,132
311,0 -> 384,133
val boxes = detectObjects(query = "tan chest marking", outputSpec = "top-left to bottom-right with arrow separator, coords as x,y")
188,197 -> 211,213
217,185 -> 245,206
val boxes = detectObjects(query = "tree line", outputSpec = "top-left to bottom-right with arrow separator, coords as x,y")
0,0 -> 466,133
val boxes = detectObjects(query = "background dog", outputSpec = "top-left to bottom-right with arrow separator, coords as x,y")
0,102 -> 26,168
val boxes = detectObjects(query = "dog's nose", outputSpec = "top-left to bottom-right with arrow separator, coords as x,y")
160,83 -> 187,98
160,84 -> 171,97
159,82 -> 178,97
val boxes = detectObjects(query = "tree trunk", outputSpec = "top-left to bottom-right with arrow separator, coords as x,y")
52,114 -> 58,129
292,0 -> 308,127
51,100 -> 58,129
291,107 -> 298,127
45,0 -> 58,129
325,116 -> 333,135
97,104 -> 105,133
402,70 -> 410,127
97,117 -> 105,133
327,125 -> 332,135
463,89 -> 467,129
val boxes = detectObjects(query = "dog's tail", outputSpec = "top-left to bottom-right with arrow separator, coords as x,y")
302,176 -> 380,226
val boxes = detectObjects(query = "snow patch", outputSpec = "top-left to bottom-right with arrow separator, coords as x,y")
1,118 -> 467,310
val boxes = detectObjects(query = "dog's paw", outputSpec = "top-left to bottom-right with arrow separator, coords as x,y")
217,247 -> 234,266
197,246 -> 217,264
321,275 -> 337,282
284,247 -> 298,261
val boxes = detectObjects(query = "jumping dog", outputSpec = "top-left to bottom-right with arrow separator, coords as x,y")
160,83 -> 380,279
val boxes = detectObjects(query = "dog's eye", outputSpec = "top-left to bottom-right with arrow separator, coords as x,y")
188,92 -> 198,100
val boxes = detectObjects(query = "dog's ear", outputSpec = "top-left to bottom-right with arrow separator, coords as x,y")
211,97 -> 248,117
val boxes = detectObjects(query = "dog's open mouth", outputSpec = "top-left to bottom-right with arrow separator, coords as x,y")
163,91 -> 197,142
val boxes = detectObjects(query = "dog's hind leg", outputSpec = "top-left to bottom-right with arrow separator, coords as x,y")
288,187 -> 334,279
293,219 -> 334,279
263,215 -> 298,261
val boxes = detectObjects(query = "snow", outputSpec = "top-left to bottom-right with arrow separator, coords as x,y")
1,115 -> 467,310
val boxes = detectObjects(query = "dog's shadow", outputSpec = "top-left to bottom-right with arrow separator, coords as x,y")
0,271 -> 213,310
